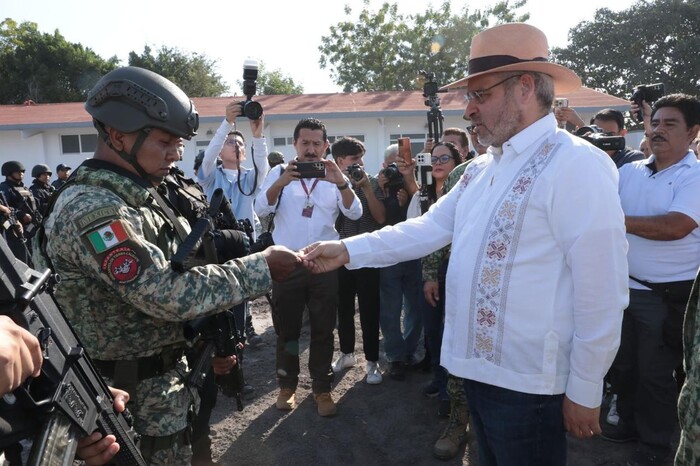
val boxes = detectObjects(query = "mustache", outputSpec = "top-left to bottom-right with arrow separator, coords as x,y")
651,135 -> 666,142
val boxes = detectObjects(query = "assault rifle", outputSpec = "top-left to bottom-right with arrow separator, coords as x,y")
0,236 -> 147,465
171,188 -> 248,411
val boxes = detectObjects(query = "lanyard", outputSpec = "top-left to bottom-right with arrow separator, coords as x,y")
300,178 -> 320,199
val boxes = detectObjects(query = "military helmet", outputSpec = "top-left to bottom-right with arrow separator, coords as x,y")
32,164 -> 52,177
85,66 -> 199,140
2,161 -> 25,176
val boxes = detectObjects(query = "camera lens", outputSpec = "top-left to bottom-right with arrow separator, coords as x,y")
242,100 -> 263,120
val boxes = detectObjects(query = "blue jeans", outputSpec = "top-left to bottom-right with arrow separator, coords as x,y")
379,260 -> 422,362
463,379 -> 566,466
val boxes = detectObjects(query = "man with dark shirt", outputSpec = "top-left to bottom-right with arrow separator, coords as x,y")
555,107 -> 645,168
52,163 -> 71,189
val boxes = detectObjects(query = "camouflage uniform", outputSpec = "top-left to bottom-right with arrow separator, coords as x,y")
421,160 -> 471,456
676,271 -> 700,465
34,160 -> 271,465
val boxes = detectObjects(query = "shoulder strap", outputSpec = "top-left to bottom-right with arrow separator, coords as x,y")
265,165 -> 286,233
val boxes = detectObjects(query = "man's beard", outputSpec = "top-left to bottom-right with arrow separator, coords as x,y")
476,89 -> 524,147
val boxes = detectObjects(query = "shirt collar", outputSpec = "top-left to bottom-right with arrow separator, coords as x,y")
487,113 -> 555,158
644,150 -> 697,172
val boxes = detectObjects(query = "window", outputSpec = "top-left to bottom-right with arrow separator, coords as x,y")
61,134 -> 98,154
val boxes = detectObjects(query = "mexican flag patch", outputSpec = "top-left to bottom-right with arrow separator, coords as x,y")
87,220 -> 129,253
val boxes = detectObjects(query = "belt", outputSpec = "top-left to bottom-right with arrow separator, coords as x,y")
140,426 -> 191,455
94,349 -> 185,382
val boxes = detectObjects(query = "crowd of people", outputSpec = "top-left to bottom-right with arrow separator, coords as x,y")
1,21 -> 699,466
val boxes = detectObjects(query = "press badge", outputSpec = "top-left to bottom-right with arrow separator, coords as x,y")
301,202 -> 314,218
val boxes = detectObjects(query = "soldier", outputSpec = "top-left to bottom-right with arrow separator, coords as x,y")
0,161 -> 38,264
29,164 -> 56,217
34,66 -> 299,465
52,163 -> 72,189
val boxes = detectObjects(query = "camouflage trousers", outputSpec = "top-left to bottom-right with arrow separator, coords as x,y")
145,440 -> 192,466
675,374 -> 700,465
447,373 -> 468,416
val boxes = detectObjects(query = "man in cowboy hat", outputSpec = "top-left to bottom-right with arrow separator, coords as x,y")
299,23 -> 629,465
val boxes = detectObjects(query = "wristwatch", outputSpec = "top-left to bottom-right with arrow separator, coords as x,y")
337,182 -> 350,191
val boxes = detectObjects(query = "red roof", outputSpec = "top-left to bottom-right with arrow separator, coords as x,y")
0,88 -> 629,128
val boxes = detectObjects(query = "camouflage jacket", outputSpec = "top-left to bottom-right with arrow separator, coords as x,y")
421,161 -> 470,282
34,159 -> 271,435
676,271 -> 700,465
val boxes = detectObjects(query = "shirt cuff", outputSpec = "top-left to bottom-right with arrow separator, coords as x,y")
565,372 -> 604,408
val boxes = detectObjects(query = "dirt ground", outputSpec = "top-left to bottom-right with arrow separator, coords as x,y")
208,297 -> 679,466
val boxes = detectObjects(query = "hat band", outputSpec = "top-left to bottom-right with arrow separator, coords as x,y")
468,55 -> 548,75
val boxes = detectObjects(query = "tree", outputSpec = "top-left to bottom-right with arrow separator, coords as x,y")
552,0 -> 700,99
318,0 -> 529,92
0,19 -> 118,104
128,45 -> 228,97
235,61 -> 303,96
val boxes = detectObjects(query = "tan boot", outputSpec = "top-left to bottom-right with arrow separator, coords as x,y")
314,392 -> 337,417
433,404 -> 469,460
275,388 -> 296,410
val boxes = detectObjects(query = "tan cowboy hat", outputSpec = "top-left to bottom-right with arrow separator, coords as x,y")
442,23 -> 581,94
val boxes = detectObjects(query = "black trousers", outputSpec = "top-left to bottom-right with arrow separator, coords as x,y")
337,265 -> 380,362
610,289 -> 683,454
272,267 -> 337,394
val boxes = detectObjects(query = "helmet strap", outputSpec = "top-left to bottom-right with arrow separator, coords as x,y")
96,121 -> 165,185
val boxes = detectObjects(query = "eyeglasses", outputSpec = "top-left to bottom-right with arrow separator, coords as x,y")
463,74 -> 523,104
431,154 -> 454,165
224,139 -> 241,146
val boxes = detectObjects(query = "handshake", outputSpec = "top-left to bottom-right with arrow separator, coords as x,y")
260,242 -> 350,281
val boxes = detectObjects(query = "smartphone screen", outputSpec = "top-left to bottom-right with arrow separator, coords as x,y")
398,137 -> 412,164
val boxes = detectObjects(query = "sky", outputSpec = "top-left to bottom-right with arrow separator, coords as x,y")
2,0 -> 638,94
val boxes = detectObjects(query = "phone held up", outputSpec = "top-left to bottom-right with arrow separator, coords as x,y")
398,137 -> 412,164
554,98 -> 568,128
294,161 -> 326,178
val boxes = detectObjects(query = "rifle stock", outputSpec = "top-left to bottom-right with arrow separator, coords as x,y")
0,237 -> 147,466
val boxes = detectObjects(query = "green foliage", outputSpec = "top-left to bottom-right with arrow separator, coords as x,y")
128,45 -> 228,97
0,18 -> 118,104
318,0 -> 529,92
236,61 -> 303,96
552,0 -> 700,99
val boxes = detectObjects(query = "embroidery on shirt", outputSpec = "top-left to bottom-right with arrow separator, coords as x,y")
468,141 -> 559,364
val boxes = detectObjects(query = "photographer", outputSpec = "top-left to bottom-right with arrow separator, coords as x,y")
254,118 -> 361,417
555,107 -> 645,168
198,100 -> 270,350
330,137 -> 385,385
375,143 -> 423,381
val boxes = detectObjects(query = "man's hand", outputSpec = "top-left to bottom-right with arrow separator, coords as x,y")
261,245 -> 301,281
0,315 -> 42,396
553,106 -> 585,129
423,281 -> 439,307
322,159 -> 348,186
300,241 -> 349,274
225,101 -> 241,124
562,396 -> 601,439
249,111 -> 264,138
212,355 -> 237,375
76,387 -> 129,465
397,188 -> 409,207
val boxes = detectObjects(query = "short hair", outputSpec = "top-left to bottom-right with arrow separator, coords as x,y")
227,130 -> 245,143
443,128 -> 469,149
384,143 -> 399,161
593,109 -> 625,132
651,93 -> 700,128
293,118 -> 327,142
502,71 -> 554,114
331,137 -> 365,160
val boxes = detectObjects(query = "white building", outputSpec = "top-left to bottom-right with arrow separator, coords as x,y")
0,88 -> 630,179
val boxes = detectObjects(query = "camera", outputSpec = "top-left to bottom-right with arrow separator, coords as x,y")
346,163 -> 364,182
420,71 -> 445,110
240,58 -> 263,120
294,161 -> 326,178
554,98 -> 568,108
380,163 -> 404,191
631,83 -> 665,121
574,125 -> 626,152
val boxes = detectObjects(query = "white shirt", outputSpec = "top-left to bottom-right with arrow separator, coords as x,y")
618,151 -> 700,288
255,165 -> 362,251
343,113 -> 629,408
